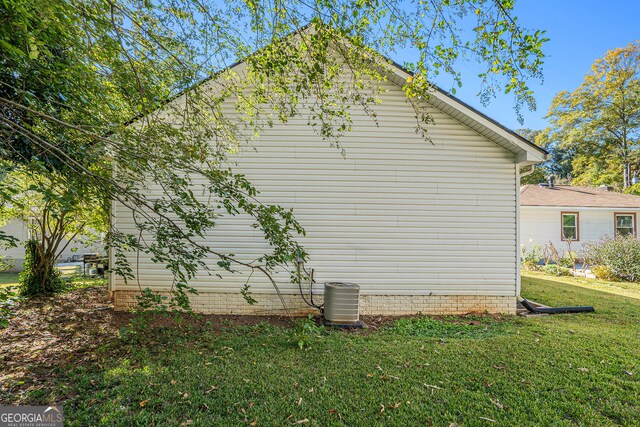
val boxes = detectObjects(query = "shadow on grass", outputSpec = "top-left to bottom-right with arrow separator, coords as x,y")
522,274 -> 640,321
0,285 -> 127,404
3,279 -> 640,426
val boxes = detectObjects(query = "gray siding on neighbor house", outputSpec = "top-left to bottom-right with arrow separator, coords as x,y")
112,76 -> 519,297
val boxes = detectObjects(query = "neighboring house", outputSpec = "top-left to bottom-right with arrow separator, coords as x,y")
0,219 -> 103,272
520,184 -> 640,255
110,47 -> 549,316
0,220 -> 29,272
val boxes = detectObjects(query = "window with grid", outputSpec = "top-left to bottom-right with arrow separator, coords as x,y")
561,212 -> 579,241
615,214 -> 635,237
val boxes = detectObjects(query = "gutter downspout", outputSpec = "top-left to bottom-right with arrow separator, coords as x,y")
520,164 -> 536,178
515,164 -> 534,300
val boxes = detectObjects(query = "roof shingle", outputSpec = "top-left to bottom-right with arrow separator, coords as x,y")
520,185 -> 640,208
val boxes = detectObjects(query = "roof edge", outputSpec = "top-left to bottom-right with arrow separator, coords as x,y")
124,23 -> 549,162
381,58 -> 549,160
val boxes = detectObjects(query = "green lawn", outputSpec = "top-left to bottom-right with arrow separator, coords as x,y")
0,272 -> 19,288
0,271 -> 99,289
523,270 -> 640,300
3,273 -> 639,426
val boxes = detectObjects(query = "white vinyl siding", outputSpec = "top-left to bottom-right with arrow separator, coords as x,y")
521,207 -> 640,253
0,220 -> 29,266
113,79 -> 518,297
0,219 -> 103,269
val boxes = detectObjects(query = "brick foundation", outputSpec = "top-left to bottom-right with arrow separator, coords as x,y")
112,290 -> 515,315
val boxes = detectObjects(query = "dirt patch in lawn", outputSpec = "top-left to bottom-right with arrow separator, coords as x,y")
0,287 -> 303,403
0,286 -> 126,404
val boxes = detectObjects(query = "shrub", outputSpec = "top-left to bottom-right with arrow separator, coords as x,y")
582,236 -> 640,282
0,256 -> 15,272
521,242 -> 542,263
290,315 -> 326,349
557,257 -> 574,268
521,260 -> 540,271
541,264 -> 572,277
591,265 -> 619,281
565,250 -> 579,262
19,240 -> 64,296
0,287 -> 18,328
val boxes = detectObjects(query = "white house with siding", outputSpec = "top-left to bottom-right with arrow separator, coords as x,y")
0,219 -> 103,272
520,184 -> 640,256
110,52 -> 549,316
0,219 -> 29,271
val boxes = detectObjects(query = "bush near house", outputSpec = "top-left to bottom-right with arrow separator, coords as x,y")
582,236 -> 640,282
556,254 -> 575,268
0,256 -> 15,273
590,265 -> 619,281
521,260 -> 540,271
521,241 -> 576,270
540,264 -> 572,277
19,240 -> 64,296
521,242 -> 543,263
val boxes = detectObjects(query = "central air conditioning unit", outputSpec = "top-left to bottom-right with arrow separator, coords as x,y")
323,282 -> 362,327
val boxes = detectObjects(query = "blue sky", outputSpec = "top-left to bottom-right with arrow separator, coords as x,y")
403,0 -> 640,132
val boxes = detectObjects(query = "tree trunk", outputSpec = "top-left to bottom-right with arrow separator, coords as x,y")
623,150 -> 631,188
20,239 -> 62,295
623,162 -> 629,188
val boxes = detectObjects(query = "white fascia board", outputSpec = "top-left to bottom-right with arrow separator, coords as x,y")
383,63 -> 549,164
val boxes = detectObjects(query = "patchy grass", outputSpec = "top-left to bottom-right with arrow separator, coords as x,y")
0,271 -> 104,291
1,274 -> 639,426
60,275 -> 108,292
0,275 -> 106,328
384,314 -> 513,339
0,272 -> 19,289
